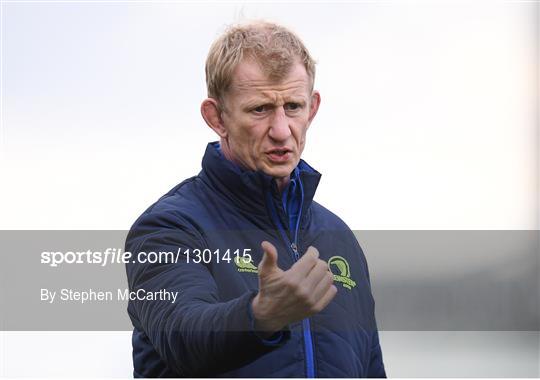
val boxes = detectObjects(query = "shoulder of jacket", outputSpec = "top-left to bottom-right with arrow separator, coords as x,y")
127,175 -> 205,234
309,200 -> 353,232
308,201 -> 365,261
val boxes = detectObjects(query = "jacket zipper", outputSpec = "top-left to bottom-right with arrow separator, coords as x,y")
265,181 -> 316,378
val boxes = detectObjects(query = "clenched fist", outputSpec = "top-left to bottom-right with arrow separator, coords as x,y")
251,241 -> 337,335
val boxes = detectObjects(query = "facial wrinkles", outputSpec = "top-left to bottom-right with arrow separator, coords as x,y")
233,78 -> 309,108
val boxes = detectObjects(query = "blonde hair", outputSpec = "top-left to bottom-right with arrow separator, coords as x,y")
205,21 -> 316,105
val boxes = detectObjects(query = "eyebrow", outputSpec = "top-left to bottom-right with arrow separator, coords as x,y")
241,96 -> 307,110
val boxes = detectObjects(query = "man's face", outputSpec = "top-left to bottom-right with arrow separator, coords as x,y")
219,58 -> 320,180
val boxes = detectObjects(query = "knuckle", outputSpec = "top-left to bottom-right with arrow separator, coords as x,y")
326,271 -> 335,283
308,303 -> 321,314
294,285 -> 311,303
317,260 -> 328,271
282,276 -> 295,290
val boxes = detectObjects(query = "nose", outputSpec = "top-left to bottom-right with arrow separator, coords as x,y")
268,106 -> 292,142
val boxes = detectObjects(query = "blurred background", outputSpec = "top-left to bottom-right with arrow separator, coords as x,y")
0,0 -> 538,377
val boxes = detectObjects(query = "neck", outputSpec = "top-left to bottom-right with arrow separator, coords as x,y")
275,176 -> 290,193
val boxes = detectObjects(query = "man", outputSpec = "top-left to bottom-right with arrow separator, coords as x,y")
125,21 -> 385,378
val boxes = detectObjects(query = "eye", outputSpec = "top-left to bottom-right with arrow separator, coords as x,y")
252,105 -> 268,113
285,103 -> 301,111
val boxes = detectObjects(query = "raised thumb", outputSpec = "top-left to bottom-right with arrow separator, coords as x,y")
259,241 -> 279,273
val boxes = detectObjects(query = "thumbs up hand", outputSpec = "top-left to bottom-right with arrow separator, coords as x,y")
251,241 -> 337,336
257,241 -> 283,277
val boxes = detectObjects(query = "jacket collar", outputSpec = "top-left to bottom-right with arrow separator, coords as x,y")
199,142 -> 321,217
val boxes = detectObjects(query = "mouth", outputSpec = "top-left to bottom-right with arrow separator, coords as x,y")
265,148 -> 292,163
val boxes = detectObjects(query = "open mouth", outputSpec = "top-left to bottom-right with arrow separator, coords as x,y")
266,148 -> 292,162
269,149 -> 289,156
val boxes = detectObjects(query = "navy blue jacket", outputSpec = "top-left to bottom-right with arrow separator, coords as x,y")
125,142 -> 386,377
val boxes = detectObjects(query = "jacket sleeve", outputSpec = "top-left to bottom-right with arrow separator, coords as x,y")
367,330 -> 387,378
125,211 -> 289,376
350,231 -> 387,378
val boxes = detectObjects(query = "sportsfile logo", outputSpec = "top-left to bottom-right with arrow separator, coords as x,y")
234,255 -> 258,273
328,256 -> 357,290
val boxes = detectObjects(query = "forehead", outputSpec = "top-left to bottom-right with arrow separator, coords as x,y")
227,58 -> 311,101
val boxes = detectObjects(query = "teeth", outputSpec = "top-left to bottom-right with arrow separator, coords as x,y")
269,150 -> 288,156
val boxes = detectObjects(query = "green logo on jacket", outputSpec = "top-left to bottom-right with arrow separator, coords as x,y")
328,256 -> 357,290
234,255 -> 258,273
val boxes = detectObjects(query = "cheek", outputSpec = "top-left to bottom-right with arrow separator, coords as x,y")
229,120 -> 265,154
243,122 -> 266,144
298,139 -> 306,155
292,120 -> 309,143
227,116 -> 251,142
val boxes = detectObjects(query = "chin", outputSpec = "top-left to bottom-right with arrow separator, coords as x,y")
264,165 -> 294,179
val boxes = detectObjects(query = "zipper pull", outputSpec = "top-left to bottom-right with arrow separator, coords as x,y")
291,243 -> 299,260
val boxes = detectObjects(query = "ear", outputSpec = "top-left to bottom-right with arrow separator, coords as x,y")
307,90 -> 321,124
201,98 -> 227,138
